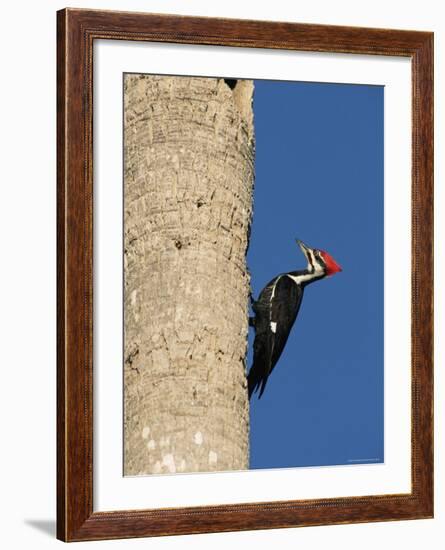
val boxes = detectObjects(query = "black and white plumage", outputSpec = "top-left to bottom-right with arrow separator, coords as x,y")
247,239 -> 342,399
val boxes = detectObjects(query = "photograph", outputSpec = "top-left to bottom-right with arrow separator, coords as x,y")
0,0 -> 439,546
53,6 -> 433,542
123,73 -> 384,476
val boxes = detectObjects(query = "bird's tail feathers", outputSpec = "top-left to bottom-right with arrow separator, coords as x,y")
247,358 -> 270,400
247,371 -> 259,399
258,376 -> 269,399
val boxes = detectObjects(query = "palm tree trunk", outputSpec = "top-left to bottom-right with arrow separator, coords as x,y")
123,75 -> 255,475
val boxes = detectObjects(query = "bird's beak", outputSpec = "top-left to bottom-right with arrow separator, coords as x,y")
296,238 -> 312,260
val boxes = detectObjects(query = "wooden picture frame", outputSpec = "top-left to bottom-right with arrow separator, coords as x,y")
57,8 -> 433,542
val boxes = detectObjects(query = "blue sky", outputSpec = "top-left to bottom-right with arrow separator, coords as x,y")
248,79 -> 384,469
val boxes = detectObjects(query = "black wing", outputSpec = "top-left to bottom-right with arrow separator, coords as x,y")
248,275 -> 303,399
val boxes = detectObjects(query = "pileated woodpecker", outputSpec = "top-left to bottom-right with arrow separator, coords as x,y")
248,239 -> 342,399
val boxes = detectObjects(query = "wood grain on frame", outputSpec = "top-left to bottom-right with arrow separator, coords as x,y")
57,8 -> 433,542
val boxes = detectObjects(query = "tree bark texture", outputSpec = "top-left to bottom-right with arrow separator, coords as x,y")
123,75 -> 255,475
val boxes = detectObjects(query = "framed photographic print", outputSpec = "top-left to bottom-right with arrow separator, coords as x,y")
57,8 -> 433,542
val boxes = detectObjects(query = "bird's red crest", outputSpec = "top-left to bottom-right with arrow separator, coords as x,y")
320,250 -> 342,276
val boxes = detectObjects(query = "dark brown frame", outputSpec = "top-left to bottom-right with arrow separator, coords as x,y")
57,8 -> 434,542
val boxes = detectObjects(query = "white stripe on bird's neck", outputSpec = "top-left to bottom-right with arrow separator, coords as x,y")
286,261 -> 324,285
